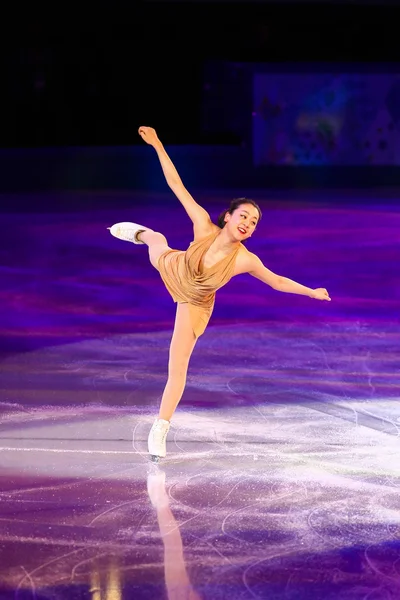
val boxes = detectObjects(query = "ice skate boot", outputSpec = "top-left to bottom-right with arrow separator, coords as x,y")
148,418 -> 170,462
107,222 -> 147,244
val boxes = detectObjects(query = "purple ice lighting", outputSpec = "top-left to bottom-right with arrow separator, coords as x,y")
0,190 -> 399,599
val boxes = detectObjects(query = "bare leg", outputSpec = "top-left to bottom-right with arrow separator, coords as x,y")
137,229 -> 170,270
159,303 -> 197,421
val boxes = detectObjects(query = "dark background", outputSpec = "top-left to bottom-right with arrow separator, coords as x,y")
3,1 -> 399,147
0,0 -> 399,198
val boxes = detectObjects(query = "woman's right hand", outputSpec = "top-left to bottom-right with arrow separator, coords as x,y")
138,126 -> 160,146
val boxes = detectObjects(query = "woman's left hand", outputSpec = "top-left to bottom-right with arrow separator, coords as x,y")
312,288 -> 331,301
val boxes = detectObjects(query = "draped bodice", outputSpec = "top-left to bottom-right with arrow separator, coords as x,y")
157,230 -> 241,337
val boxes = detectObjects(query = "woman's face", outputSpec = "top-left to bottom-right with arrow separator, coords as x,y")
224,203 -> 259,241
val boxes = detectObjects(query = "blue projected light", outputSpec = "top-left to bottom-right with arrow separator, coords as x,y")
253,73 -> 400,166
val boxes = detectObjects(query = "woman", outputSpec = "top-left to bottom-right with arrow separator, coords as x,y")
109,126 -> 331,461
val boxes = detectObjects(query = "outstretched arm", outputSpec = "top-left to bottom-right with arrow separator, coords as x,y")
138,126 -> 213,232
245,253 -> 331,301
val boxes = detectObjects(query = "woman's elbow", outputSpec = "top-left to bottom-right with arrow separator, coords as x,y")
272,275 -> 284,290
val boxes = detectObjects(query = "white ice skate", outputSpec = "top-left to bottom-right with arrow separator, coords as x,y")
107,222 -> 147,244
148,418 -> 170,462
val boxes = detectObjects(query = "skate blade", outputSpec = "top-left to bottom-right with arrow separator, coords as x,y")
150,455 -> 162,463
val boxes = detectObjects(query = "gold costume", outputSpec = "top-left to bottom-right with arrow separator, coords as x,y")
157,230 -> 242,338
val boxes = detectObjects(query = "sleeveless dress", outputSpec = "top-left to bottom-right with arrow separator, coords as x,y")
157,230 -> 242,338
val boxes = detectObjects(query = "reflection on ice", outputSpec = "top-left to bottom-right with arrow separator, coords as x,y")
147,468 -> 202,600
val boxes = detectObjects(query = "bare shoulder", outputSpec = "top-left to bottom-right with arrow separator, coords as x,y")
193,222 -> 220,241
235,247 -> 259,275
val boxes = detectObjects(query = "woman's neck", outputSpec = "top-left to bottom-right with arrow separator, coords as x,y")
215,227 -> 240,251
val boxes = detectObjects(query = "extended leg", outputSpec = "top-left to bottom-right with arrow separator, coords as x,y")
137,229 -> 171,271
108,222 -> 170,270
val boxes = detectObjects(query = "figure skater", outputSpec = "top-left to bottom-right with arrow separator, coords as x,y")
109,126 -> 331,462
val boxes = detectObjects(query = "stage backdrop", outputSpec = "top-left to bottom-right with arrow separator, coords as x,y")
252,73 -> 400,166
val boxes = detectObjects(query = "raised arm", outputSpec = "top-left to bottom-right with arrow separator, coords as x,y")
243,252 -> 331,301
138,126 -> 214,235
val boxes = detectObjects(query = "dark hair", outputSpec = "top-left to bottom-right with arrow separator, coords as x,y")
217,197 -> 262,229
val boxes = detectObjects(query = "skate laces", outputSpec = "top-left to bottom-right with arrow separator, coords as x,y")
153,420 -> 169,442
120,227 -> 136,242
